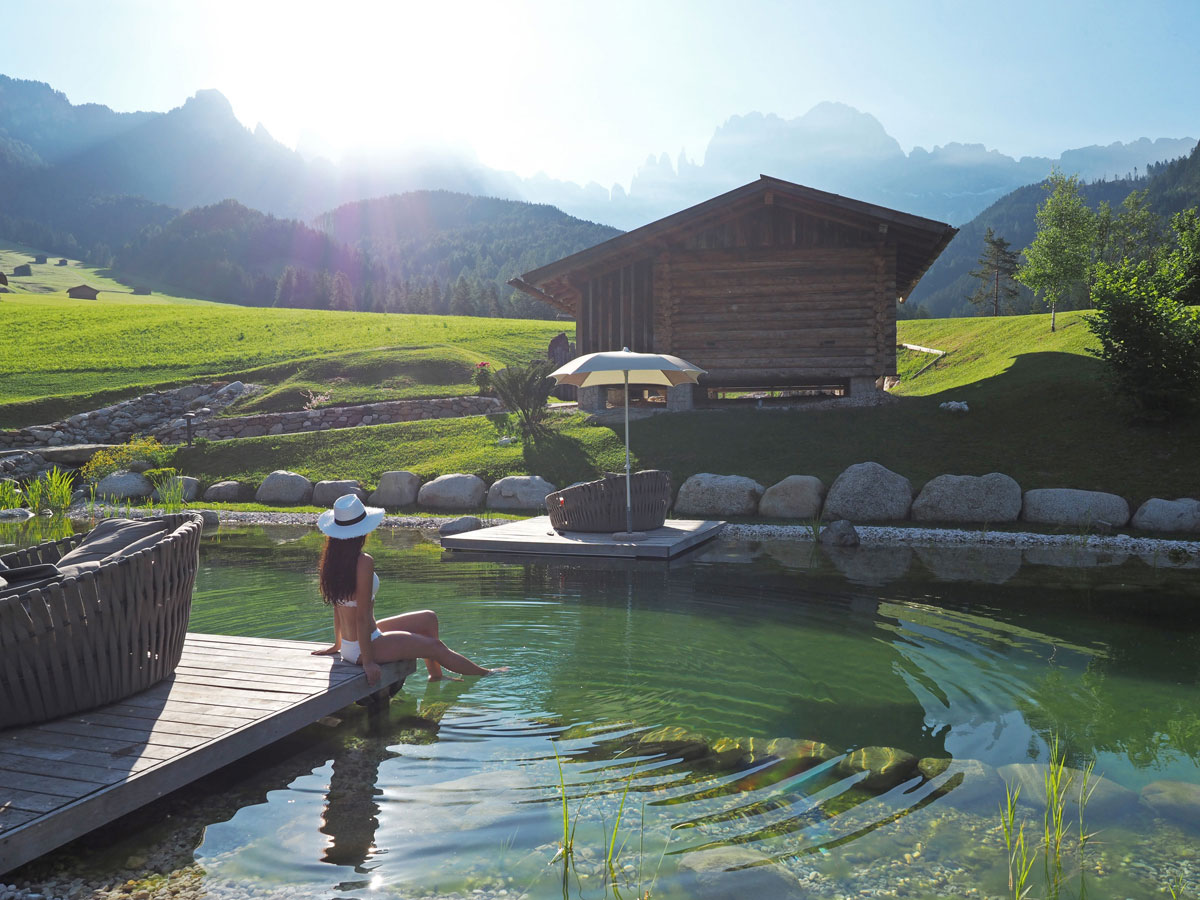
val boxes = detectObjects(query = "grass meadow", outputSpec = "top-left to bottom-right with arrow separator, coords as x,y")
4,249 -> 1198,509
0,249 -> 570,427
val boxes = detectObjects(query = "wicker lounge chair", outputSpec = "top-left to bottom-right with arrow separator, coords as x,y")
0,513 -> 204,730
546,470 -> 671,533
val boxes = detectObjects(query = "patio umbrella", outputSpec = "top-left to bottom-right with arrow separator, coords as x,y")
548,348 -> 705,539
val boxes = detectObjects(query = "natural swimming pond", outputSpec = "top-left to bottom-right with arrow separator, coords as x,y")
5,520 -> 1200,899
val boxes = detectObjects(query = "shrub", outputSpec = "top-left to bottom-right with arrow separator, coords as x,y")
1088,260 -> 1200,419
80,435 -> 170,483
491,358 -> 555,441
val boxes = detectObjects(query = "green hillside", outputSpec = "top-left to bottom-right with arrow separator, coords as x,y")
0,276 -> 571,427
170,311 -> 1200,510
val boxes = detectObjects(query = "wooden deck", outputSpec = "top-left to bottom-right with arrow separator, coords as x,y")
441,515 -> 724,559
0,633 -> 416,875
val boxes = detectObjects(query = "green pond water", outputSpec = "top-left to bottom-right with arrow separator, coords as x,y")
5,519 -> 1200,899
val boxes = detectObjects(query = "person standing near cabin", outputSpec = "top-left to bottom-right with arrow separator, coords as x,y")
312,494 -> 504,683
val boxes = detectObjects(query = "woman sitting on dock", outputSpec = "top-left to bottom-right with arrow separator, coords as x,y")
312,494 -> 502,684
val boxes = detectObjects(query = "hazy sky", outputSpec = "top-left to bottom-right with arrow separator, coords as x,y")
3,0 -> 1197,188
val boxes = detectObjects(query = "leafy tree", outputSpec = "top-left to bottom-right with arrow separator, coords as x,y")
967,227 -> 1021,315
1017,172 -> 1097,331
1094,189 -> 1164,269
330,270 -> 354,311
491,358 -> 555,441
1086,211 -> 1200,419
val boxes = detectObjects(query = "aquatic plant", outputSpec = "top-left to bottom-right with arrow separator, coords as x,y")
148,470 -> 186,514
999,736 -> 1097,900
21,477 -> 44,515
38,466 -> 75,515
0,479 -> 20,510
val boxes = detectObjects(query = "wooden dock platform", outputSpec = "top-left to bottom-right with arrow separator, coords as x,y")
0,633 -> 416,875
441,515 -> 724,559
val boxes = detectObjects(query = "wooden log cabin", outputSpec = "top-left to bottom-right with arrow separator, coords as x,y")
510,175 -> 956,409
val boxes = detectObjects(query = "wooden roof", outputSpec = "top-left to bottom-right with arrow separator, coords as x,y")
510,175 -> 957,313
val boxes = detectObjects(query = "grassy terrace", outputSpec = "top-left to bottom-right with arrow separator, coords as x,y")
3,255 -> 1197,507
167,310 -> 1200,507
0,248 -> 569,427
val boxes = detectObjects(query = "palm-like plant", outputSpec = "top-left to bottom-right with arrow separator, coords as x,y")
491,358 -> 555,441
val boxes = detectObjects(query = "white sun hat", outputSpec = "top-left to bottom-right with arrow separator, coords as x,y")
317,493 -> 385,538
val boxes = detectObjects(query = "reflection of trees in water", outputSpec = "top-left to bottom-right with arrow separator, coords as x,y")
1022,639 -> 1200,769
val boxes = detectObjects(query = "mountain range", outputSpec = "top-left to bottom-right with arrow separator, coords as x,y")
2,73 -> 1197,320
2,75 -> 1194,234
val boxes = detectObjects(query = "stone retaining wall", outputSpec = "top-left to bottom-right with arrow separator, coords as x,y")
0,384 -> 502,449
156,396 -> 503,442
0,382 -> 249,449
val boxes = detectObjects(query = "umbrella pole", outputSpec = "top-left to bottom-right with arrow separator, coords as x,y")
624,368 -> 633,536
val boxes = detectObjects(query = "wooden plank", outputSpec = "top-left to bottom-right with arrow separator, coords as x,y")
32,720 -> 208,751
0,769 -> 97,801
0,635 -> 416,874
0,751 -> 123,787
173,663 -> 352,688
0,737 -> 165,774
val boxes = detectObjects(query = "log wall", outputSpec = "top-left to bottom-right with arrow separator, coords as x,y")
573,203 -> 899,384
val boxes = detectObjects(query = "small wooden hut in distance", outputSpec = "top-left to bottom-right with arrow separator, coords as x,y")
0,272 -> 8,286
12,264 -> 32,277
33,254 -> 47,264
57,258 -> 69,266
67,284 -> 100,300
510,175 -> 956,410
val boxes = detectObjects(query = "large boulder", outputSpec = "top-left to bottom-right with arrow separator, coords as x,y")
418,473 -> 486,510
1140,779 -> 1200,828
823,462 -> 913,521
312,479 -> 366,508
912,473 -> 1022,523
203,480 -> 247,502
487,475 -> 557,511
1021,488 -> 1130,528
1131,497 -> 1200,533
95,470 -> 153,501
675,846 -> 806,900
255,470 -> 314,505
675,474 -> 764,517
151,475 -> 201,502
997,763 -> 1137,822
369,471 -> 421,508
439,516 -> 484,536
758,475 -> 826,519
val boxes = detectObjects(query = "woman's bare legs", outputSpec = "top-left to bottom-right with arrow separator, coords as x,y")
376,609 -> 445,680
369,629 -> 496,677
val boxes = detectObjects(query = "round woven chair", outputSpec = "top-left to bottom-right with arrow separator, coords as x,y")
546,470 -> 672,533
0,513 -> 204,730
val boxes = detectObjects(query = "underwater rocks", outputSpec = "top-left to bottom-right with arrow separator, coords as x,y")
1141,779 -> 1200,829
835,746 -> 920,791
996,762 -> 1138,822
676,845 -> 808,899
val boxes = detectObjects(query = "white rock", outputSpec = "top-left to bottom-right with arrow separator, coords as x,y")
95,470 -> 153,501
1021,488 -> 1130,528
912,473 -> 1022,523
254,470 -> 314,505
486,475 -> 558,511
439,515 -> 483,536
203,480 -> 246,502
150,475 -> 201,502
939,400 -> 969,413
823,462 -> 913,522
1131,497 -> 1200,533
312,480 -> 365,508
758,475 -> 826,519
418,474 -> 487,510
369,471 -> 421,508
675,473 -> 764,517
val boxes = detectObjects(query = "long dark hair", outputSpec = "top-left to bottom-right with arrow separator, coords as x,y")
319,534 -> 366,605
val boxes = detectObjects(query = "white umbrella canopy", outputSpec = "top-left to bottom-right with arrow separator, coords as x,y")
548,348 -> 705,539
548,349 -> 704,388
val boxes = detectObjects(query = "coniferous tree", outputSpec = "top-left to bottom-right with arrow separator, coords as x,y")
967,227 -> 1021,316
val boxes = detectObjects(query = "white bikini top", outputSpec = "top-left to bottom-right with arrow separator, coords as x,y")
339,572 -> 379,608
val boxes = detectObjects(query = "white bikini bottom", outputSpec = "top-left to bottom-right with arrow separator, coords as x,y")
340,629 -> 383,665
